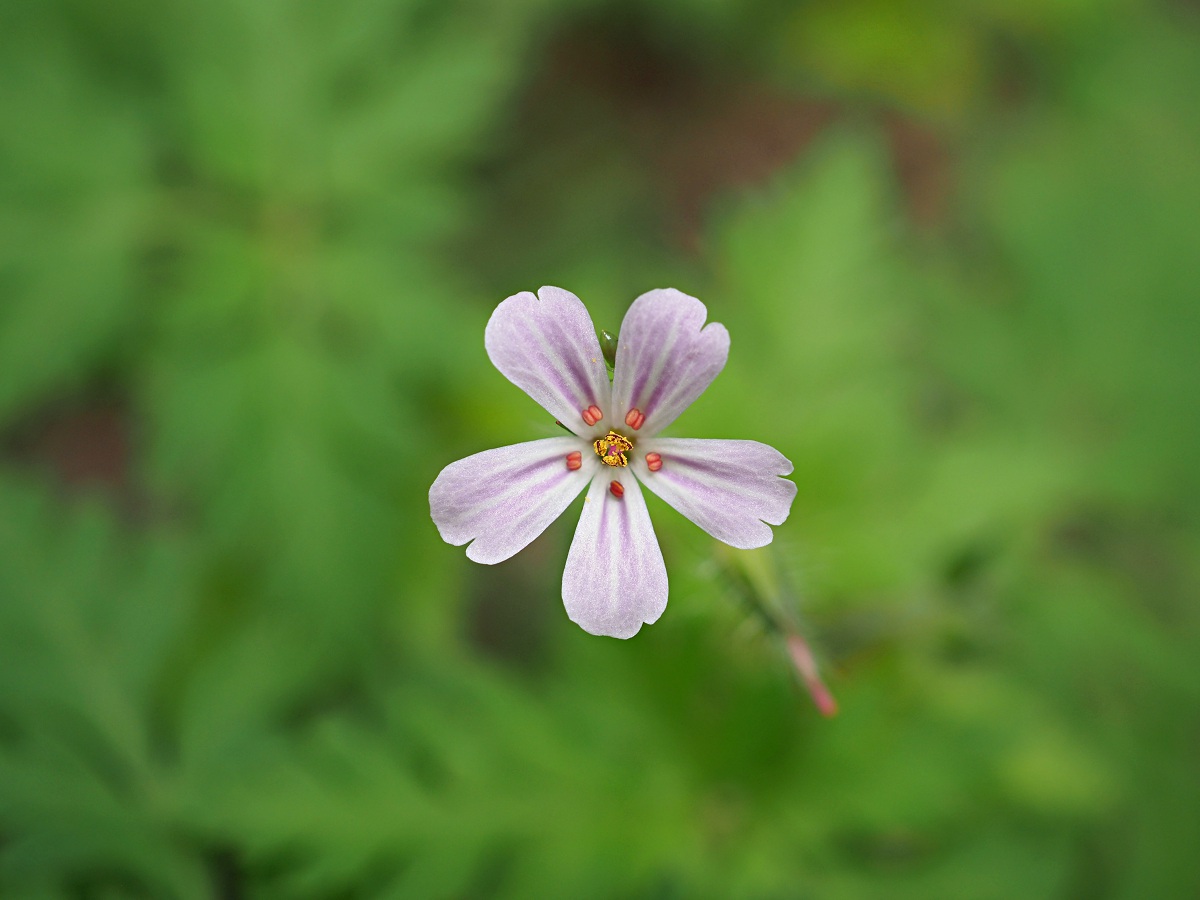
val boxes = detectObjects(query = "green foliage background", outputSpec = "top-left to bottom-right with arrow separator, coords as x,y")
1,1 -> 1198,897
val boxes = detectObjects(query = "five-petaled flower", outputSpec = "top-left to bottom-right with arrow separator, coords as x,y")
429,287 -> 797,638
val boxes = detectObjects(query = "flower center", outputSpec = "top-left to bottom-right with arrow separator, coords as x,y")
593,430 -> 633,467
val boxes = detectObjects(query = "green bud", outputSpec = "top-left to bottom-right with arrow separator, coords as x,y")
600,329 -> 618,374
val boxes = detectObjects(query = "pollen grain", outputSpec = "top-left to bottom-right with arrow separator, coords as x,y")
593,430 -> 633,467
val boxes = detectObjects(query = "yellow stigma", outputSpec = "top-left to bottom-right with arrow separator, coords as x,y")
593,430 -> 633,467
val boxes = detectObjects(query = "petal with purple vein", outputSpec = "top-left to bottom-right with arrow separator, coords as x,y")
430,437 -> 595,564
485,287 -> 612,435
633,438 -> 796,549
611,288 -> 729,436
562,470 -> 668,638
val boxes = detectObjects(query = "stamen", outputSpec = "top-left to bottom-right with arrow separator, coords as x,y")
609,480 -> 624,498
645,452 -> 662,472
592,430 -> 633,467
625,408 -> 646,430
565,451 -> 582,471
581,405 -> 603,426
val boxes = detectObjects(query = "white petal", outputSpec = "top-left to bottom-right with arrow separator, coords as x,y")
485,287 -> 613,436
633,439 -> 796,549
429,437 -> 596,564
611,288 -> 729,436
562,469 -> 668,639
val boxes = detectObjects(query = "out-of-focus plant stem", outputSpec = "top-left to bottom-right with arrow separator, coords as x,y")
717,544 -> 838,717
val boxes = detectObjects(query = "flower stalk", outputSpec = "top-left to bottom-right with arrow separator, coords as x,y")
717,545 -> 838,717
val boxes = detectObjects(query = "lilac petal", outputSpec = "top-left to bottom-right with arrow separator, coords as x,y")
485,286 -> 612,436
611,288 -> 730,436
633,439 -> 796,549
562,470 -> 668,639
429,437 -> 596,565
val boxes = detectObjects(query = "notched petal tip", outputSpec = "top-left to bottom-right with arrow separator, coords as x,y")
568,610 -> 655,640
536,285 -> 577,303
462,537 -> 512,566
771,448 -> 796,478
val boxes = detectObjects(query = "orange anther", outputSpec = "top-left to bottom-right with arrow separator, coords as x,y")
566,451 -> 582,471
609,480 -> 624,498
625,408 -> 646,430
645,452 -> 662,472
581,405 -> 603,426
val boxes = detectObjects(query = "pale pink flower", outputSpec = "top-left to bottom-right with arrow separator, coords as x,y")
429,287 -> 797,638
